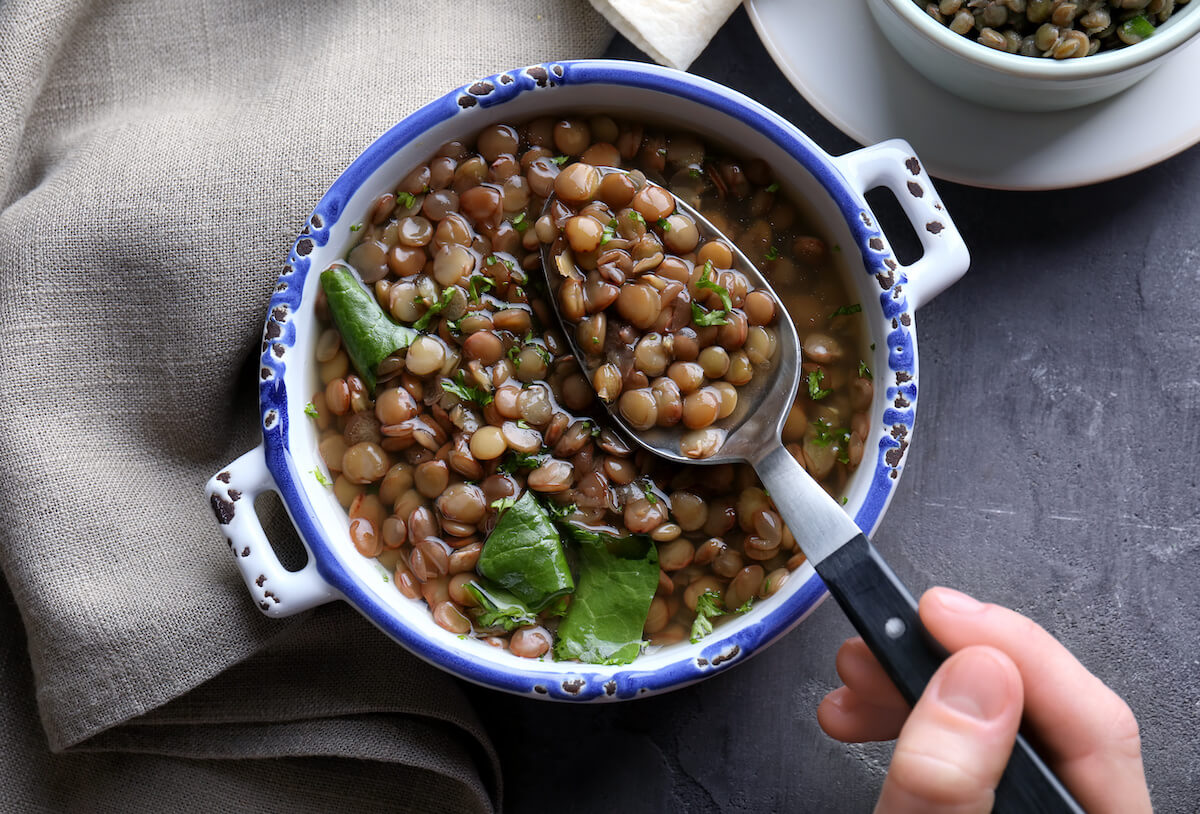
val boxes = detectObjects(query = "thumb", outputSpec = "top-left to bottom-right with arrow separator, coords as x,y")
876,646 -> 1024,814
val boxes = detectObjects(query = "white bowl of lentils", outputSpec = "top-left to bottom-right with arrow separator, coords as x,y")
206,60 -> 969,701
869,0 -> 1200,111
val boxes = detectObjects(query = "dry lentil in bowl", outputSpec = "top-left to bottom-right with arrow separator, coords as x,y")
541,164 -> 781,460
919,0 -> 1192,57
309,114 -> 873,664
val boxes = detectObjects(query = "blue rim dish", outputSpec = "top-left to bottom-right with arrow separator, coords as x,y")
255,60 -> 918,700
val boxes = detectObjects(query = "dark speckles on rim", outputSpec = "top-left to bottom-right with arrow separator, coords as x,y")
260,367 -> 273,381
907,181 -> 924,198
264,410 -> 277,428
604,680 -> 617,696
311,213 -> 324,229
868,237 -> 884,251
265,321 -> 282,341
468,80 -> 495,96
255,574 -> 267,587
926,221 -> 945,235
216,471 -> 231,483
710,645 -> 740,666
272,344 -> 285,358
457,95 -> 477,108
528,65 -> 549,86
271,305 -> 289,322
210,494 -> 235,525
533,685 -> 547,695
561,678 -> 585,695
551,65 -> 563,77
905,157 -> 921,175
499,73 -> 514,85
296,237 -> 314,256
859,211 -> 873,228
241,546 -> 250,557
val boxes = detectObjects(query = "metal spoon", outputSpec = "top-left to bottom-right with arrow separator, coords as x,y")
541,168 -> 1082,814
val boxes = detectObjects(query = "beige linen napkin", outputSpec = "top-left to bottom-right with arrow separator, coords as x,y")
0,0 -> 610,810
587,0 -> 741,68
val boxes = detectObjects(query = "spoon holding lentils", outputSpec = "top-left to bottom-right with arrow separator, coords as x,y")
538,163 -> 1086,814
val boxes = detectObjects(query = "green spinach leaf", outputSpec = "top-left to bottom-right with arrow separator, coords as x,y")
464,580 -> 538,631
553,524 -> 658,665
477,491 -> 573,611
320,264 -> 416,390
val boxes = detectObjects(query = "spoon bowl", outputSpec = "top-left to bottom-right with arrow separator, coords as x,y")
540,166 -> 802,467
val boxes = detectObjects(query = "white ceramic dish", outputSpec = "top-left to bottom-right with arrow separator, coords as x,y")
869,0 -> 1200,112
205,59 -> 968,701
746,0 -> 1200,190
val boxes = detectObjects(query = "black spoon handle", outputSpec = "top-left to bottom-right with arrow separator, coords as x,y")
815,534 -> 1084,814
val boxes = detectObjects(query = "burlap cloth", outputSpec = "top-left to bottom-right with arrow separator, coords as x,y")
0,2 -> 613,810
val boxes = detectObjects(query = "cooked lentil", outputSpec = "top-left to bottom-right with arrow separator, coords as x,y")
312,114 -> 873,658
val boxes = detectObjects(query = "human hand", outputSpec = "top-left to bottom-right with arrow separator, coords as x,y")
817,587 -> 1151,814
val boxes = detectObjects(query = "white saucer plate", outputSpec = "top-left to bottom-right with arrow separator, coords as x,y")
746,0 -> 1200,190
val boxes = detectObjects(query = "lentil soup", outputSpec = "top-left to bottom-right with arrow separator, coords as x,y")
308,114 -> 873,664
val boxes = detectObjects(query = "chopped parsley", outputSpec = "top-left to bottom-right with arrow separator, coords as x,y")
811,418 -> 851,448
691,302 -> 729,327
690,590 -> 753,643
841,496 -> 849,506
765,181 -> 780,193
441,370 -> 494,407
303,402 -> 319,419
807,369 -> 832,400
511,212 -> 530,232
467,274 -> 494,302
858,360 -> 873,380
412,287 -> 456,331
628,210 -> 645,226
657,217 -> 671,232
349,222 -> 363,232
765,246 -> 780,261
639,480 -> 659,505
543,500 -> 576,520
696,260 -> 733,311
551,154 -> 570,166
600,218 -> 618,245
656,146 -> 668,157
396,191 -> 416,208
831,303 -> 863,318
688,167 -> 702,179
311,468 -> 332,488
490,496 -> 519,512
498,450 -> 548,473
485,255 -> 497,266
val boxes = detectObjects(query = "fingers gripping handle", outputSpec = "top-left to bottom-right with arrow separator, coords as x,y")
836,139 -> 970,312
206,446 -> 336,617
815,537 -> 1084,813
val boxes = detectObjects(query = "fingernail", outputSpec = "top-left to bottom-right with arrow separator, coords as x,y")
935,650 -> 1011,722
933,587 -> 984,614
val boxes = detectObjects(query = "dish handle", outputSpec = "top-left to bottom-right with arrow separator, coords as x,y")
836,139 -> 970,311
206,445 -> 338,618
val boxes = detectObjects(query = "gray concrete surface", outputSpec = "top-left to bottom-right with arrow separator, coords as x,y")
470,9 -> 1200,812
